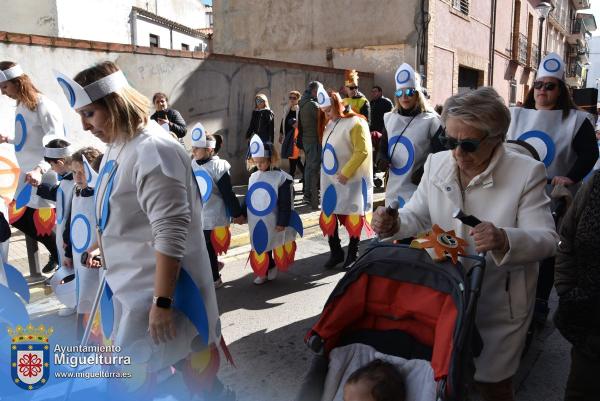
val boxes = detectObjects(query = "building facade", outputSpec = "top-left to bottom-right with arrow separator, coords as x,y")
212,0 -> 595,106
0,0 -> 211,50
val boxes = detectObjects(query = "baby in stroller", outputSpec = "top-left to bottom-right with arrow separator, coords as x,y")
343,359 -> 406,401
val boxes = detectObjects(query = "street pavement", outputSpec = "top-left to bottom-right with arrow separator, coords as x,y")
6,180 -> 572,401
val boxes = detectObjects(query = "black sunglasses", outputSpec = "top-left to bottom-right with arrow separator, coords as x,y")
439,131 -> 489,153
289,96 -> 298,100
347,86 -> 358,90
533,81 -> 557,91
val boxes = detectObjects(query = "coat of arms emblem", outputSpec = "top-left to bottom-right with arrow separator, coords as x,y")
9,324 -> 53,390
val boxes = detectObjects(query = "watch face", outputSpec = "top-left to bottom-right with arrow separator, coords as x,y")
155,297 -> 172,308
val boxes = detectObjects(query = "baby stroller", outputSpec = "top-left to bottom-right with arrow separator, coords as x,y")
295,243 -> 486,401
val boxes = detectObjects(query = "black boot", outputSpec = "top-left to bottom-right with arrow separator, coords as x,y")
324,235 -> 344,269
343,237 -> 360,269
42,255 -> 58,273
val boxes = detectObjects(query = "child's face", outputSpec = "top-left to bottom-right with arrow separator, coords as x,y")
253,157 -> 271,172
343,381 -> 375,401
49,159 -> 69,175
192,147 -> 211,160
71,161 -> 87,187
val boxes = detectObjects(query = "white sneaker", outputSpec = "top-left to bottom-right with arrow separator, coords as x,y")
253,276 -> 267,285
57,307 -> 76,317
267,268 -> 278,281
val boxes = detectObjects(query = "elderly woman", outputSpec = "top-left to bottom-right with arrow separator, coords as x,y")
55,61 -> 230,398
372,87 -> 558,401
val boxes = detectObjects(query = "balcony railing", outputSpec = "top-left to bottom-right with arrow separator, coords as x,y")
531,43 -> 539,68
518,33 -> 528,65
452,0 -> 469,15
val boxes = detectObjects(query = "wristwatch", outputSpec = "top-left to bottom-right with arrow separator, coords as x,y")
152,296 -> 173,309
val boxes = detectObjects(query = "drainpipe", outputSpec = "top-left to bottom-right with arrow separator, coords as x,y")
488,0 -> 497,86
130,9 -> 138,46
170,27 -> 173,49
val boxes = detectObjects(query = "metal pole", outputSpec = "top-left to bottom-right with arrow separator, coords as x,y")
537,16 -> 544,68
80,228 -> 108,346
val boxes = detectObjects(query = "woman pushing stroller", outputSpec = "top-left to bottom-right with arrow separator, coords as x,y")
372,87 -> 558,401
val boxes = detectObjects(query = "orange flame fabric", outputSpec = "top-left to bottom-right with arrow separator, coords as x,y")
8,200 -> 26,224
33,207 -> 55,236
410,224 -> 469,264
319,212 -> 337,237
284,241 -> 296,268
210,226 -> 231,255
249,250 -> 270,278
273,245 -> 288,269
180,344 -> 220,393
343,214 -> 364,239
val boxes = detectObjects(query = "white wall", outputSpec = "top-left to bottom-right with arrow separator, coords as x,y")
136,0 -> 209,29
171,30 -> 205,51
135,19 -> 172,48
0,0 -> 58,36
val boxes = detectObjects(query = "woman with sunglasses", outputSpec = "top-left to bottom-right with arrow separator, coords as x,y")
246,93 -> 275,145
507,53 -> 598,330
54,62 -> 231,399
377,63 -> 444,208
372,87 -> 558,401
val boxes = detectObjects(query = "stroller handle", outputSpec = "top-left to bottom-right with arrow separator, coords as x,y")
371,201 -> 400,243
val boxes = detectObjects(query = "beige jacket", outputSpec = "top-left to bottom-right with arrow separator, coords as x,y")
394,144 -> 558,382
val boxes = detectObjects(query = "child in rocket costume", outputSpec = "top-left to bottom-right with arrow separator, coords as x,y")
244,135 -> 303,285
54,63 -> 225,394
318,83 -> 374,269
381,63 -> 443,207
507,52 -> 597,192
0,62 -> 63,272
69,148 -> 102,332
191,122 -> 243,289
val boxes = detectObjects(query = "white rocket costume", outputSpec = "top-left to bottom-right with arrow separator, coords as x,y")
1,65 -> 63,214
191,123 -> 230,230
54,68 -> 220,373
247,135 -> 303,275
42,145 -> 75,266
70,156 -> 100,314
317,82 -> 373,238
384,63 -> 442,207
507,53 -> 590,190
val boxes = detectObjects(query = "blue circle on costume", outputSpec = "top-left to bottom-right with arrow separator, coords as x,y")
361,177 -> 368,211
246,181 -> 277,217
388,135 -> 415,175
397,196 -> 406,209
71,214 -> 91,253
14,114 -> 26,152
396,69 -> 410,85
192,127 -> 204,141
194,169 -> 213,203
322,143 -> 339,175
57,77 -> 76,107
318,92 -> 326,105
56,187 -> 65,224
322,184 -> 337,217
543,58 -> 561,73
517,130 -> 555,167
84,160 -> 93,183
95,159 -> 117,232
250,141 -> 260,155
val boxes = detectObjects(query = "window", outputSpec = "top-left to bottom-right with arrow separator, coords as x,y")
149,34 -> 159,48
181,43 -> 189,50
452,0 -> 469,15
207,12 -> 213,27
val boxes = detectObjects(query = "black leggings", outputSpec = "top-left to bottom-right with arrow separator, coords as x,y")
289,158 -> 304,177
535,256 -> 555,302
11,207 -> 58,261
203,230 -> 220,282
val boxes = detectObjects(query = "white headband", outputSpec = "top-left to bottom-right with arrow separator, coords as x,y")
44,146 -> 72,158
54,69 -> 129,109
0,64 -> 24,83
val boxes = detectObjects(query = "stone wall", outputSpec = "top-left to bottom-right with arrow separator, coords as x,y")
0,31 -> 372,183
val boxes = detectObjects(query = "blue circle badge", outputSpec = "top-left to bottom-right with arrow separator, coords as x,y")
57,77 -> 76,107
517,130 -> 555,167
543,58 -> 560,73
71,214 -> 91,253
56,187 -> 65,224
246,181 -> 277,217
250,141 -> 260,156
318,92 -> 326,105
14,114 -> 27,152
396,69 -> 410,85
95,159 -> 117,232
388,135 -> 415,175
192,127 -> 204,141
322,143 -> 339,175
